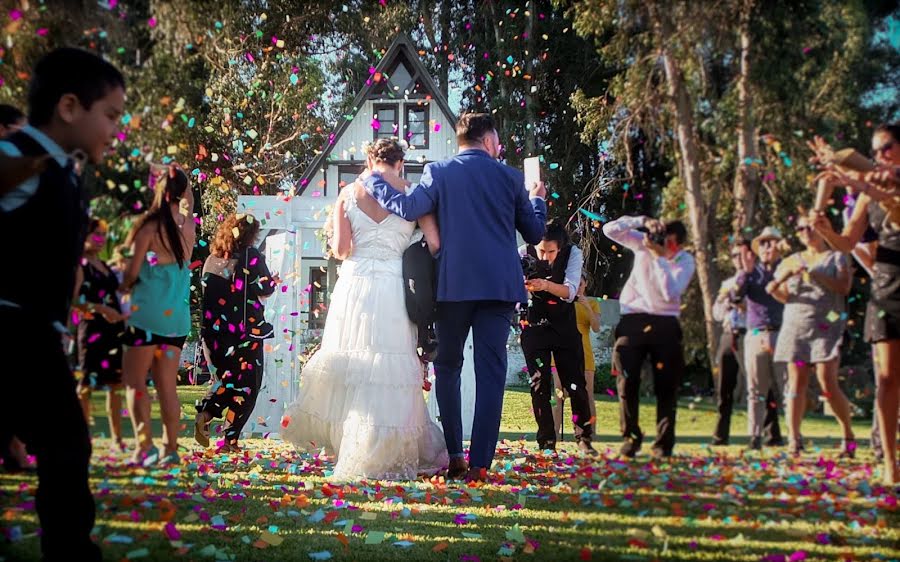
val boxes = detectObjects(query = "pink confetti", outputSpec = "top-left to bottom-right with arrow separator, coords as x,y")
148,17 -> 157,28
163,522 -> 181,540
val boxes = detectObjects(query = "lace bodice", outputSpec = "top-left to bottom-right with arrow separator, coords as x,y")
344,187 -> 416,260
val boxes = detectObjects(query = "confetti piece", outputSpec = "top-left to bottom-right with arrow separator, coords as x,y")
364,531 -> 385,545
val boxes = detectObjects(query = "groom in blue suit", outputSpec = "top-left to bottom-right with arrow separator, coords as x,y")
363,113 -> 546,480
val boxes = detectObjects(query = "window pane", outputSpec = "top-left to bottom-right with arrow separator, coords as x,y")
390,62 -> 414,92
309,267 -> 329,330
375,106 -> 398,139
406,107 -> 426,146
405,167 -> 423,184
377,108 -> 396,122
338,165 -> 364,190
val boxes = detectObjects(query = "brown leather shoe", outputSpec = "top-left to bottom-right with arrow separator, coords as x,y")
447,457 -> 468,479
465,466 -> 487,483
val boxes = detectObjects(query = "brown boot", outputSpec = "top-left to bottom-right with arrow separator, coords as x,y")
464,466 -> 487,483
447,457 -> 468,479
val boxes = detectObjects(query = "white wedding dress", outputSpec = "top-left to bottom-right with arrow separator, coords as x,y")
281,188 -> 449,480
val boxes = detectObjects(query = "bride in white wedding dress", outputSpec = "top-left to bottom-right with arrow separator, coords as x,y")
281,139 -> 449,480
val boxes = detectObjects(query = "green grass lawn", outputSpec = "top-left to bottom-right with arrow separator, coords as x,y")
1,386 -> 897,561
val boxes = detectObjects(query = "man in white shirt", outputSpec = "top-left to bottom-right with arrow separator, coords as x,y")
602,215 -> 696,458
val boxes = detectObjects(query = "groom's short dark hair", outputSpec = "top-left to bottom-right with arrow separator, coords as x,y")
456,113 -> 496,145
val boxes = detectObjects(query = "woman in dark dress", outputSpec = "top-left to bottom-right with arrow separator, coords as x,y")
72,218 -> 126,451
194,213 -> 277,452
811,123 -> 900,486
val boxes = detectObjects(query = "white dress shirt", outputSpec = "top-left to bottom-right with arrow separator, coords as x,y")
602,215 -> 695,317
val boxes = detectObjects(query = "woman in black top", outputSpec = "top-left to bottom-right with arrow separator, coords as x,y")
811,123 -> 900,486
72,218 -> 126,451
194,213 -> 277,452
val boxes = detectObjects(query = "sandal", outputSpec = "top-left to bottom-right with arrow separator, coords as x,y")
838,438 -> 857,459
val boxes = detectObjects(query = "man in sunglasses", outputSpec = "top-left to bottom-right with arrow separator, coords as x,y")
731,227 -> 787,450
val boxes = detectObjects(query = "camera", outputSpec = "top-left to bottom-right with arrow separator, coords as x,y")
521,254 -> 551,280
637,226 -> 666,247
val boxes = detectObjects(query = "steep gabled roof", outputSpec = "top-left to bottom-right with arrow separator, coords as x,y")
297,32 -> 457,195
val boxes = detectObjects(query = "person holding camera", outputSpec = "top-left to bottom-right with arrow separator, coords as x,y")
519,221 -> 596,453
602,216 -> 695,458
731,227 -> 787,451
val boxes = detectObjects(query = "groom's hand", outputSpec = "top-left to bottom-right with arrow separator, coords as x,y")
529,180 -> 547,199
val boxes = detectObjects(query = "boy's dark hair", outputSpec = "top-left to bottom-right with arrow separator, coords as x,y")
456,113 -> 496,145
874,123 -> 900,144
0,104 -> 24,127
542,219 -> 570,248
28,48 -> 125,127
665,220 -> 688,245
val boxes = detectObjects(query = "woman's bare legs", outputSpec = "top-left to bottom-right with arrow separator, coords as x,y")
874,340 -> 900,485
151,345 -> 183,457
785,362 -> 810,452
123,346 -> 156,458
106,384 -> 125,447
815,360 -> 854,441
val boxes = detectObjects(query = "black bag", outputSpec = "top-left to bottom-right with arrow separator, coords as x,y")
402,239 -> 438,362
402,239 -> 437,325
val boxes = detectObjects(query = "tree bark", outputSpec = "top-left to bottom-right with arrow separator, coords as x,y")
733,0 -> 760,236
653,9 -> 721,368
523,0 -> 536,156
486,1 -> 509,132
438,0 -> 451,96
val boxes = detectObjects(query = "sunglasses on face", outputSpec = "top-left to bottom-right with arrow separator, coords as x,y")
796,225 -> 812,233
759,239 -> 777,248
873,141 -> 895,157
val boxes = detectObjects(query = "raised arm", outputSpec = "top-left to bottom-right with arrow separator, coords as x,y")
363,165 -> 438,221
247,247 -> 276,299
812,194 -> 870,254
514,179 -> 547,245
601,215 -> 647,252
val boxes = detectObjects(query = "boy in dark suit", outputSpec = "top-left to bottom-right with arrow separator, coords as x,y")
0,48 -> 125,561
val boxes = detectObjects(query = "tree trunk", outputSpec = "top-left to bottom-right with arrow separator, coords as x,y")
523,0 -> 536,156
438,0 -> 451,96
733,0 -> 760,236
654,12 -> 721,369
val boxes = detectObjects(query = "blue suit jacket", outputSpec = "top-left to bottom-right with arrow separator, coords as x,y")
364,149 -> 547,303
